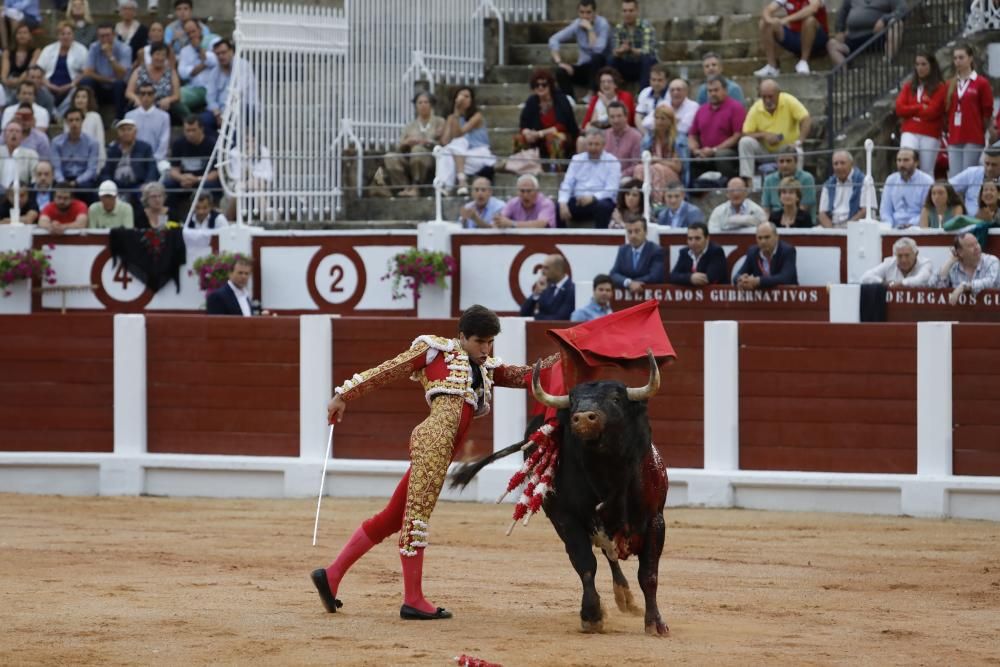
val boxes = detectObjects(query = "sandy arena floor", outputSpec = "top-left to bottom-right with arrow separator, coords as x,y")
2,493 -> 999,666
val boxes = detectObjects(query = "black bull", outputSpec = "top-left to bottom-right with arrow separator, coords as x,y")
450,353 -> 668,636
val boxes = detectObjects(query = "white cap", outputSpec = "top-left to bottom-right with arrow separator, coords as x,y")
98,180 -> 118,197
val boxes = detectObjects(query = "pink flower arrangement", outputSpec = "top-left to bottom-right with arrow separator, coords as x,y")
382,248 -> 457,301
0,248 -> 56,297
189,252 -> 251,292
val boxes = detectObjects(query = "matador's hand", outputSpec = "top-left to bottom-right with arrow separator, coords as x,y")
327,395 -> 347,424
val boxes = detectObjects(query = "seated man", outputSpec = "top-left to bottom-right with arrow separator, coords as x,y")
126,83 -> 172,163
828,0 -> 905,65
558,128 -> 621,228
603,101 -> 642,171
162,115 -> 219,219
880,148 -> 933,228
657,181 -> 705,228
0,121 -> 38,189
688,75 -> 746,181
734,221 -> 798,289
570,273 -> 614,322
14,106 -> 51,162
818,149 -> 866,228
26,67 -> 56,122
634,63 -> 669,134
186,191 -> 229,229
708,177 -> 768,232
738,79 -> 811,182
610,216 -> 665,293
760,145 -> 817,220
519,253 -> 575,320
79,23 -> 132,119
608,0 -> 657,89
88,180 -> 134,229
755,0 -> 830,77
51,108 -> 100,203
695,53 -> 745,105
32,160 -> 55,209
670,221 -> 728,285
38,182 -> 88,234
458,176 -> 505,228
1,81 -> 50,131
177,19 -> 218,112
934,232 -> 1000,304
860,236 -> 933,286
100,118 -> 158,211
0,182 -> 39,224
548,0 -> 612,97
493,174 -> 557,228
949,145 -> 1000,217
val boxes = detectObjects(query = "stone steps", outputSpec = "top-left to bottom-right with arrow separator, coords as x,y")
505,15 -> 762,44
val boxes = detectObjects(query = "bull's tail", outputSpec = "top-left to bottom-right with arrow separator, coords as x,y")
449,440 -> 528,491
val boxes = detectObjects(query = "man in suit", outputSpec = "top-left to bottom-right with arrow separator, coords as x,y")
520,253 -> 575,320
734,221 -> 798,289
610,217 -> 665,294
206,255 -> 255,316
670,222 -> 727,285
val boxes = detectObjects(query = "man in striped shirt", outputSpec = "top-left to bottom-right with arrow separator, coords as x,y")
608,0 -> 658,89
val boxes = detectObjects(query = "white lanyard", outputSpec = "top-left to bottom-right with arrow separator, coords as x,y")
956,77 -> 973,101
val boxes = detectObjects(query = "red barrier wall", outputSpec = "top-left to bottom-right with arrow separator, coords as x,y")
952,324 -> 1000,475
0,314 -> 114,452
330,319 -> 493,460
738,323 -> 917,473
145,315 -> 299,456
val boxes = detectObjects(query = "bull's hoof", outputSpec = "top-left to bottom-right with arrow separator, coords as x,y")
644,619 -> 669,637
613,584 -> 643,616
581,619 -> 604,633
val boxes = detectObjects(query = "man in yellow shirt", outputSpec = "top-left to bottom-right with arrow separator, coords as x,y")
738,78 -> 812,182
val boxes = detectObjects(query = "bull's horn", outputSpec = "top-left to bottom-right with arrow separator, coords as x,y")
531,359 -> 569,409
626,350 -> 661,402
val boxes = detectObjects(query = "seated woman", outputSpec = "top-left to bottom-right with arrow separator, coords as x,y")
435,86 -> 495,197
945,180 -> 1000,230
67,0 -> 96,47
384,90 -> 445,197
1,24 -> 39,106
633,104 -> 682,205
125,43 -> 184,121
576,67 -> 635,152
515,68 -> 577,170
135,22 -> 176,70
918,181 -> 964,229
610,177 -> 644,229
0,181 -> 39,224
37,21 -> 88,108
768,177 -> 813,228
135,181 -> 179,229
0,0 -> 42,54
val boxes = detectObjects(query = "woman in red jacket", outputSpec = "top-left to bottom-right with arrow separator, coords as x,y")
896,50 -> 946,177
576,67 -> 635,151
945,43 -> 994,177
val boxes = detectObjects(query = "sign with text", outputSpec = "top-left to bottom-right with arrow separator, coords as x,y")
885,288 -> 1000,322
613,285 -> 828,321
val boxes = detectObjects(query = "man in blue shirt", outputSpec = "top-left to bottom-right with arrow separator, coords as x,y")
79,24 -> 132,119
880,148 -> 933,228
548,0 -> 611,98
558,128 -> 621,228
178,19 -> 218,114
949,145 -> 1000,217
657,181 -> 705,228
51,108 -> 99,203
571,273 -> 614,322
458,176 -> 504,228
202,38 -> 256,133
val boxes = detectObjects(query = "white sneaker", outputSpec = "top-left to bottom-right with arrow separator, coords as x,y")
753,64 -> 780,77
795,60 -> 811,75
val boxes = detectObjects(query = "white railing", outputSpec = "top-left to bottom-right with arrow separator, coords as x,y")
492,0 -> 547,21
965,0 -> 1000,33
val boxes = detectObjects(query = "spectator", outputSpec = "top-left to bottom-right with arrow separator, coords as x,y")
67,0 -> 96,47
38,181 -> 87,233
177,19 -> 217,113
895,50 -> 946,177
87,179 -> 133,228
664,78 -> 698,139
608,0 -> 656,89
548,0 -> 611,98
225,134 -> 272,220
137,22 -> 175,70
494,174 -> 557,229
918,181 -> 964,229
634,63 -> 668,134
934,232 -> 1000,304
860,236 -> 933,286
384,91 -> 444,197
0,2 -> 41,55
163,114 -> 218,218
32,160 -> 54,208
734,221 -> 798,288
688,75 -> 746,181
100,117 -> 157,209
769,177 -> 813,227
636,104 -> 682,204
610,216 -> 665,292
603,100 -> 642,171
945,44 -> 993,178
695,53 -> 745,105
125,43 -> 182,122
760,145 -> 817,219
880,148 -> 933,228
519,253 -> 575,320
579,67 -> 636,147
458,176 -> 505,229
0,181 -> 38,224
570,273 -> 615,322
0,121 -> 38,188
14,105 -> 50,162
125,82 -> 171,162
755,0 -> 829,76
828,0 -> 905,66
80,23 -> 131,119
657,181 -> 705,228
436,86 -> 495,197
206,255 -> 256,316
186,191 -> 228,229
558,127 -> 621,228
515,68 -> 578,167
137,180 -> 175,228
38,21 -> 88,107
670,221 -> 727,285
610,177 -> 644,228
708,176 -> 768,232
205,38 -> 255,133
25,67 -> 55,119
52,107 -> 99,200
952,180 -> 1000,227
818,150 -> 866,227
69,86 -> 106,169
1,81 -> 50,130
164,0 -> 212,56
1,24 -> 39,106
949,145 -> 1000,216
115,0 -> 148,59
739,79 -> 811,182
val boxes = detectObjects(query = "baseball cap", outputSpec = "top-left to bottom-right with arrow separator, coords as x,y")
114,118 -> 136,128
98,180 -> 118,197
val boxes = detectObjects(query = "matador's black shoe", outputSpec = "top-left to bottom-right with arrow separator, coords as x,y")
400,604 -> 453,620
310,569 -> 344,613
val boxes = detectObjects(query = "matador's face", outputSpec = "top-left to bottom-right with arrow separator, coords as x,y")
459,334 -> 494,366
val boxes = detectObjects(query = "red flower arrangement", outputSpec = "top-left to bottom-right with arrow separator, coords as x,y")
382,248 -> 457,300
189,252 -> 251,292
0,247 -> 57,297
